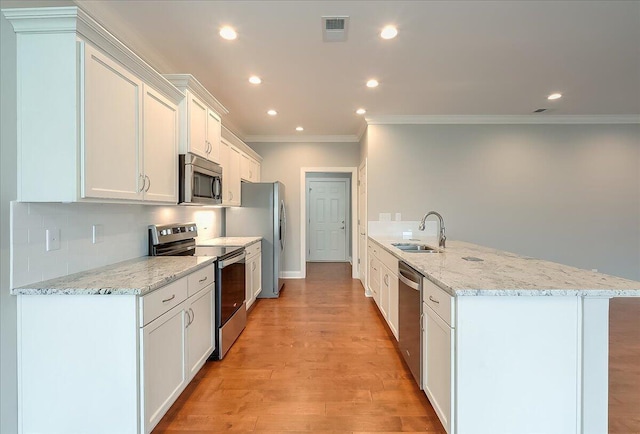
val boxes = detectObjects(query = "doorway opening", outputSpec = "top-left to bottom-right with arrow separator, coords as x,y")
300,167 -> 358,279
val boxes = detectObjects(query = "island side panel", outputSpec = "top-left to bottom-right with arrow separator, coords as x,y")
17,295 -> 139,434
581,297 -> 610,434
455,296 -> 580,434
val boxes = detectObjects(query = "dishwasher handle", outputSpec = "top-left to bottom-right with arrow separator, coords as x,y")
398,271 -> 421,290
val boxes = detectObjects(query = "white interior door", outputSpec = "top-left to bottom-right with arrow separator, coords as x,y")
308,180 -> 347,261
358,161 -> 367,285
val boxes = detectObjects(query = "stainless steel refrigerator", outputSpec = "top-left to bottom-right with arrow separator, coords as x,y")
225,181 -> 286,298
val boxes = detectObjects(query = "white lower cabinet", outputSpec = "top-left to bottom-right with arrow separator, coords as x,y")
423,301 -> 455,434
245,241 -> 263,310
15,265 -> 215,434
186,284 -> 215,380
141,302 -> 188,432
368,239 -> 399,340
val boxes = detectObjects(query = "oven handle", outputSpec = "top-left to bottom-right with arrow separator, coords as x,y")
218,250 -> 246,268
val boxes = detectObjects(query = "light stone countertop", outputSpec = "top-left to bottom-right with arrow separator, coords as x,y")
197,236 -> 262,247
370,236 -> 640,297
11,256 -> 216,296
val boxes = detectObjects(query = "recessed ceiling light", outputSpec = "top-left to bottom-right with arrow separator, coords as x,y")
248,76 -> 262,84
267,109 -> 277,116
356,108 -> 366,115
380,25 -> 398,40
547,93 -> 562,100
296,126 -> 304,131
219,26 -> 237,40
366,79 -> 379,88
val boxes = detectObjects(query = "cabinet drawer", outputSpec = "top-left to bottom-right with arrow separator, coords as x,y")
423,277 -> 455,327
377,247 -> 398,275
246,241 -> 261,258
187,266 -> 214,297
368,239 -> 379,256
140,278 -> 188,327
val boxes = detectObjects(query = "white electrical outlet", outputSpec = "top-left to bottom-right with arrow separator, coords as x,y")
92,224 -> 104,244
395,213 -> 402,221
45,228 -> 61,251
591,268 -> 598,273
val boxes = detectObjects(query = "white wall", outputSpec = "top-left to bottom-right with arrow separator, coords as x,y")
248,142 -> 360,275
1,8 -> 18,433
366,123 -> 640,280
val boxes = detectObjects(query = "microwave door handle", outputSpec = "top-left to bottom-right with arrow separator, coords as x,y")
213,177 -> 221,199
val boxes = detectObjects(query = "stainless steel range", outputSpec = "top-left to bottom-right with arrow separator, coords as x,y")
149,223 -> 246,360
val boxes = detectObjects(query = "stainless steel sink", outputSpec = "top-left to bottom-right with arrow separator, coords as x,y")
391,242 -> 441,253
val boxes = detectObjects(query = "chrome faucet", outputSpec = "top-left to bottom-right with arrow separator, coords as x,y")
418,211 -> 446,248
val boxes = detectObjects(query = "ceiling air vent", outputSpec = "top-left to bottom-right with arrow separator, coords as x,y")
322,16 -> 349,42
533,108 -> 547,113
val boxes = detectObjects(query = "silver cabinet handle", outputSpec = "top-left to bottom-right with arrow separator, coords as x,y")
420,313 -> 424,332
189,308 -> 194,325
384,274 -> 389,285
229,191 -> 234,200
144,175 -> 150,192
252,262 -> 256,271
198,276 -> 208,283
429,295 -> 440,304
162,294 -> 175,303
185,309 -> 191,328
138,174 -> 146,192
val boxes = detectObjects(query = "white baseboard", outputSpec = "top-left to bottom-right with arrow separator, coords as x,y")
281,271 -> 304,279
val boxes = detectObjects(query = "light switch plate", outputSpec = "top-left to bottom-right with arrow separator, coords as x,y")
92,224 -> 104,244
45,228 -> 61,251
395,213 -> 402,221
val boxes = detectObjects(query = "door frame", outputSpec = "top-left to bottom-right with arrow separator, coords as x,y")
300,167 -> 358,279
306,177 -> 350,262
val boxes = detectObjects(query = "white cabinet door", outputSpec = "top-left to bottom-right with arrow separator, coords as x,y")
206,109 -> 221,163
227,146 -> 242,206
388,269 -> 399,340
186,285 -> 214,380
253,253 -> 262,299
188,94 -> 209,159
143,86 -> 178,203
380,267 -> 390,319
245,255 -> 256,309
141,304 -> 187,434
83,44 -> 143,200
368,247 -> 380,306
241,153 -> 251,181
423,303 -> 454,434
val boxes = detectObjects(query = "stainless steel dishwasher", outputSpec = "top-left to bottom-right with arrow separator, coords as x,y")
398,261 -> 423,387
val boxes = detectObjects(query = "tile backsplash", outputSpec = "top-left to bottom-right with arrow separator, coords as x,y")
10,201 -> 222,288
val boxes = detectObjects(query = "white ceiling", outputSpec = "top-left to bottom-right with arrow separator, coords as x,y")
5,0 -> 640,141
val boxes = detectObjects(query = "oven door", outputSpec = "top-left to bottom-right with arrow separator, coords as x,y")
217,250 -> 246,326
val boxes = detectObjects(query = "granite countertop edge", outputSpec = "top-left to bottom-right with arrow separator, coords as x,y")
11,256 -> 216,296
368,236 -> 640,297
197,236 -> 262,247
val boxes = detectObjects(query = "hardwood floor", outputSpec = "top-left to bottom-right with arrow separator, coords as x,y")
609,297 -> 640,434
153,263 -> 640,433
154,263 -> 446,433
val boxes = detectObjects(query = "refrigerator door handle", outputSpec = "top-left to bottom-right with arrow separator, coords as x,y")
280,200 -> 286,251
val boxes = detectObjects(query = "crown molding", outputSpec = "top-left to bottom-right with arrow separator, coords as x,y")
365,114 -> 640,125
355,121 -> 368,142
3,6 -> 185,103
244,134 -> 360,143
164,74 -> 229,115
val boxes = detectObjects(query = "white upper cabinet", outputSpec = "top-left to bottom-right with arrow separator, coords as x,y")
5,7 -> 183,204
164,74 -> 227,165
142,86 -> 179,203
240,153 -> 260,183
83,44 -> 143,201
187,94 -> 209,159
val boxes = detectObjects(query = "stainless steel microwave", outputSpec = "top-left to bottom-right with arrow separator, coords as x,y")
179,153 -> 223,205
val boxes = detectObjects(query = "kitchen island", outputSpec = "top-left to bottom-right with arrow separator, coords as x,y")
368,236 -> 640,434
